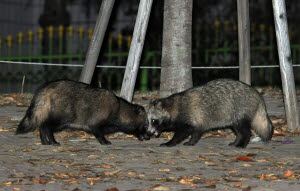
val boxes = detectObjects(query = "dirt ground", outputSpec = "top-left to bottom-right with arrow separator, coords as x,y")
0,91 -> 299,191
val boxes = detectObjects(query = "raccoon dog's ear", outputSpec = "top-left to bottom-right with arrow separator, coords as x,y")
135,105 -> 145,114
149,99 -> 156,106
150,99 -> 162,108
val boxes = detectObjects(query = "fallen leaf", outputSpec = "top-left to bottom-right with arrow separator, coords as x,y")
87,177 -> 101,180
159,169 -> 170,172
198,156 -> 210,160
105,188 -> 119,191
175,167 -> 186,171
223,179 -> 239,183
32,178 -> 49,184
259,174 -> 267,180
256,159 -> 267,162
101,164 -> 111,169
273,133 -> 284,136
205,161 -> 216,165
153,186 -> 171,190
242,186 -> 252,191
246,153 -> 257,157
55,173 -> 69,178
229,170 -> 237,173
12,188 -> 21,191
3,97 -> 14,102
235,182 -> 243,188
283,170 -> 294,177
179,179 -> 189,184
239,178 -> 250,181
0,181 -> 12,186
270,176 -> 277,180
69,180 -> 80,184
236,156 -> 255,162
88,155 -> 98,159
104,169 -> 121,176
127,172 -> 137,176
16,102 -> 25,107
204,179 -> 217,184
205,185 -> 216,189
241,164 -> 252,167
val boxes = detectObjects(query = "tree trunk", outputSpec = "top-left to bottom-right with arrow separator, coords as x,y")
160,0 -> 193,97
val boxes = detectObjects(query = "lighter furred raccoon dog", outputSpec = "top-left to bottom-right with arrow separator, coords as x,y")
16,80 -> 149,146
147,79 -> 274,147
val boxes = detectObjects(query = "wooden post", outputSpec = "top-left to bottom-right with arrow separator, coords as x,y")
237,0 -> 251,85
120,0 -> 153,102
79,0 -> 115,84
272,0 -> 299,130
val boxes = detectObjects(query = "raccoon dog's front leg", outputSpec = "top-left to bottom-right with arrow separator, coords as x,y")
183,130 -> 203,146
229,120 -> 252,148
160,131 -> 190,147
92,131 -> 112,145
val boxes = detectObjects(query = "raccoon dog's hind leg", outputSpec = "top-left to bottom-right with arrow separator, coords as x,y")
39,123 -> 61,146
229,119 -> 252,148
91,128 -> 112,145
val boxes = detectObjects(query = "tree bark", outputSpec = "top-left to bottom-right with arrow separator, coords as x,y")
272,0 -> 299,130
160,0 -> 193,97
237,0 -> 251,85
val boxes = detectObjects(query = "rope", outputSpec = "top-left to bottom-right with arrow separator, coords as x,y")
0,60 -> 300,69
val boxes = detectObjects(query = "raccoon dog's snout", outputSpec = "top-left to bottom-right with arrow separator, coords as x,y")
146,125 -> 161,138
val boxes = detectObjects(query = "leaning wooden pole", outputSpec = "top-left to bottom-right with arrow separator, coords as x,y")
237,0 -> 251,85
79,0 -> 115,84
120,0 -> 153,102
272,0 -> 299,130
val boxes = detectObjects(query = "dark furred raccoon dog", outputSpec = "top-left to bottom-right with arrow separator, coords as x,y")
16,80 -> 149,146
147,79 -> 274,147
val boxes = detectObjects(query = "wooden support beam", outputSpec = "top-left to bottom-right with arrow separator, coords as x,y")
79,0 -> 115,84
272,0 -> 299,130
237,0 -> 251,85
120,0 -> 153,102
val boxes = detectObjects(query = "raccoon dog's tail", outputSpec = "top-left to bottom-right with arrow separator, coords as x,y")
15,104 -> 39,134
251,103 -> 274,142
16,114 -> 34,134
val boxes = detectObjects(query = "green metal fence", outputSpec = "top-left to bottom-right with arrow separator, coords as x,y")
0,21 -> 300,93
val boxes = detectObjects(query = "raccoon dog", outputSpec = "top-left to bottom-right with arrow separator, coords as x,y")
16,80 -> 149,146
147,79 -> 274,147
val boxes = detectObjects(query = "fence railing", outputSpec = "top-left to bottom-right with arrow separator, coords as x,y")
0,21 -> 300,93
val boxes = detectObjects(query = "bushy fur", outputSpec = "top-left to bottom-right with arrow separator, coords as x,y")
147,79 -> 274,148
16,80 -> 149,146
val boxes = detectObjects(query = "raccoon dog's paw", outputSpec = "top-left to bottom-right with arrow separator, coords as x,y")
103,140 -> 112,145
154,131 -> 161,138
228,142 -> 238,147
51,142 -> 61,146
229,142 -> 247,148
183,142 -> 196,146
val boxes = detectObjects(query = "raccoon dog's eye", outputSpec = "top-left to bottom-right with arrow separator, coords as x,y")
151,119 -> 159,126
